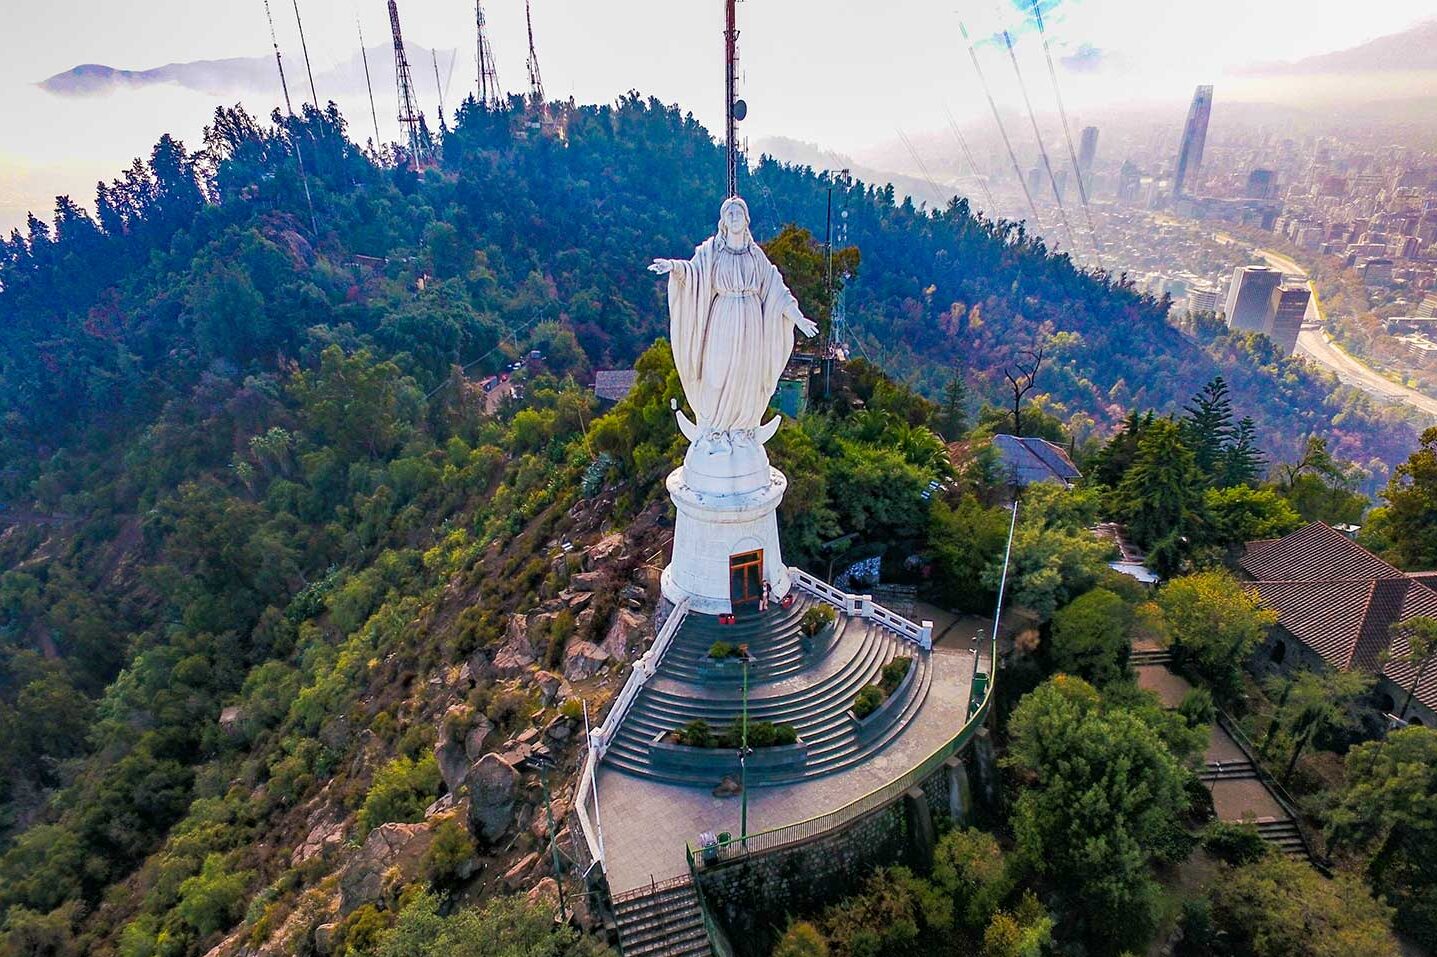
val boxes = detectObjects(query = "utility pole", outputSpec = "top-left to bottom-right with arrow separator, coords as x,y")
290,0 -> 320,111
261,0 -> 318,236
723,0 -> 741,197
738,655 -> 752,845
354,7 -> 382,148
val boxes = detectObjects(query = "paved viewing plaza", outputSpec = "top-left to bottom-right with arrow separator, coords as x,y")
593,601 -> 977,892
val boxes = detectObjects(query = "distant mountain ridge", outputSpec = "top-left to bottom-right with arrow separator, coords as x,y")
1242,19 -> 1437,75
39,45 -> 458,98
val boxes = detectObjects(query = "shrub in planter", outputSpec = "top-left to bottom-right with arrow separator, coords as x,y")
879,657 -> 913,696
707,641 -> 749,660
678,719 -> 716,748
853,684 -> 885,719
800,604 -> 837,638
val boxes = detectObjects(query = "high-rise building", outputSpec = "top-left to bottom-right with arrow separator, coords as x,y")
1417,292 -> 1437,319
1117,160 -> 1142,202
1173,85 -> 1213,197
1187,283 -> 1220,315
1269,284 -> 1312,356
1077,126 -> 1099,183
1246,168 -> 1277,199
1223,265 -> 1283,333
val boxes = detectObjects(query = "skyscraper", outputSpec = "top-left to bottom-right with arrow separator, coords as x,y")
1224,265 -> 1282,333
1245,168 -> 1277,199
1078,126 -> 1099,184
1173,85 -> 1213,197
1269,285 -> 1312,356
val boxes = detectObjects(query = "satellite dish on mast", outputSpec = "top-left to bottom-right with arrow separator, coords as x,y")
733,99 -> 747,122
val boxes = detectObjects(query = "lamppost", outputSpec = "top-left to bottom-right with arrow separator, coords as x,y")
738,655 -> 753,846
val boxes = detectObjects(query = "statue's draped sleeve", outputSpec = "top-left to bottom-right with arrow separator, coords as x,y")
667,238 -> 716,414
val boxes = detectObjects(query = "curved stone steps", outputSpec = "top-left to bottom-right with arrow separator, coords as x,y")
631,627 -> 905,736
601,653 -> 931,785
661,595 -> 840,685
602,614 -> 934,786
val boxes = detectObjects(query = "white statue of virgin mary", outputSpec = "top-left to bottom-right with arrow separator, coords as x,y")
650,197 -> 819,439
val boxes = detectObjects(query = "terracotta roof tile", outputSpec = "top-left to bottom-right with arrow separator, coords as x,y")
1240,522 -> 1403,582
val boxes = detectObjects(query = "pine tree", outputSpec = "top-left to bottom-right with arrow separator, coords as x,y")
1219,417 -> 1266,487
1116,418 -> 1206,570
938,373 -> 971,440
1182,376 -> 1234,481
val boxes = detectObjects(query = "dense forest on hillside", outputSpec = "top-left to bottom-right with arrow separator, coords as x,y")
0,94 -> 1430,956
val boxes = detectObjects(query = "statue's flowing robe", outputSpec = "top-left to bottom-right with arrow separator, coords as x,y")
667,236 -> 802,433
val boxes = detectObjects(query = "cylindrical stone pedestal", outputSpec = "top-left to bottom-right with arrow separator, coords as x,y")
661,463 -> 792,615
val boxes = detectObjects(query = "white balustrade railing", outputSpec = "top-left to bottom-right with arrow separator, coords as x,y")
575,598 -> 691,873
789,567 -> 933,650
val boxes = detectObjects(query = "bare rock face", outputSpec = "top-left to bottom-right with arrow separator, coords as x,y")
527,876 -> 560,909
562,640 -> 610,682
587,532 -> 626,566
503,851 -> 542,889
494,613 -> 537,678
529,796 -> 571,840
435,738 -> 469,796
464,713 -> 494,762
533,670 -> 570,707
569,570 -> 606,592
218,705 -> 245,737
600,608 -> 649,663
339,822 -> 435,913
313,923 -> 339,956
466,753 -> 519,843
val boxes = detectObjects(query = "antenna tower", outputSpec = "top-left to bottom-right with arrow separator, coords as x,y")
525,0 -> 546,109
354,5 -> 382,147
260,0 -> 318,235
290,0 -> 320,110
724,0 -> 740,197
387,0 -> 426,162
476,0 -> 501,108
432,50 -> 447,125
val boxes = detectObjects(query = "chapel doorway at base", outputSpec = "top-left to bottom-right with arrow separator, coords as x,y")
729,549 -> 764,608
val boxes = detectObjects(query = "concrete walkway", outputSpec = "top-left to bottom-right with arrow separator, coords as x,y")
594,645 -> 976,893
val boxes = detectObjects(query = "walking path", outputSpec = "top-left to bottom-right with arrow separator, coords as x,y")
1133,645 -> 1307,857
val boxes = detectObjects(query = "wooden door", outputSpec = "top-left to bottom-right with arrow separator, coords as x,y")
729,550 -> 764,607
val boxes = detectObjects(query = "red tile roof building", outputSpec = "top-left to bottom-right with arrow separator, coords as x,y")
1240,522 -> 1437,721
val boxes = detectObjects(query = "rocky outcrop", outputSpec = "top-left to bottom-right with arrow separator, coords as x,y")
600,607 -> 648,663
562,640 -> 610,681
339,822 -> 436,913
466,753 -> 519,843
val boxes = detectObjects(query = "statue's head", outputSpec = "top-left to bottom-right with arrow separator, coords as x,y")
718,196 -> 751,247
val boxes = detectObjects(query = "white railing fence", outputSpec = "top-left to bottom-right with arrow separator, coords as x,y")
789,567 -> 933,649
574,597 -> 691,874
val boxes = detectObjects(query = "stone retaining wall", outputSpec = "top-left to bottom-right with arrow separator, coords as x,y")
695,751 -> 969,957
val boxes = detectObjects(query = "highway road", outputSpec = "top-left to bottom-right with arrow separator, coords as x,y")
1295,329 -> 1437,418
1249,247 -> 1437,420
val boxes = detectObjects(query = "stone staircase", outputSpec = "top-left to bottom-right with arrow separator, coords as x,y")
1131,647 -> 1173,666
1198,758 -> 1259,782
1256,818 -> 1308,858
603,596 -> 932,787
613,878 -> 713,957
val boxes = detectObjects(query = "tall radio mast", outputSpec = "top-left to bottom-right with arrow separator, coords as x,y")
724,0 -> 745,197
476,0 -> 501,109
387,0 -> 425,162
525,0 -> 545,109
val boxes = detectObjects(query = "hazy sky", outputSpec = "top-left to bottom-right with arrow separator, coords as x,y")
2,0 -> 1433,230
